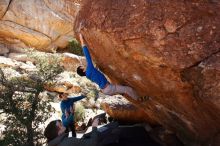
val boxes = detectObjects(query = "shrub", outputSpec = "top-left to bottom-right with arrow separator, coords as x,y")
67,39 -> 83,56
0,52 -> 63,146
74,103 -> 85,122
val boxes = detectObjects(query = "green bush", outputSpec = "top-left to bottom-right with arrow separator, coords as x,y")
87,89 -> 99,100
0,52 -> 64,146
67,39 -> 83,56
74,103 -> 85,122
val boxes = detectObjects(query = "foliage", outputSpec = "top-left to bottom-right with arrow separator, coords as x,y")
74,103 -> 85,122
66,39 -> 83,56
27,51 -> 63,82
0,53 -> 63,146
87,89 -> 99,101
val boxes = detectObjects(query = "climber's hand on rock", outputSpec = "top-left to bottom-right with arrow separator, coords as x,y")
78,20 -> 86,32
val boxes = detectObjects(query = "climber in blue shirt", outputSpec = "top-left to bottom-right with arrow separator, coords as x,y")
77,33 -> 140,101
58,92 -> 86,137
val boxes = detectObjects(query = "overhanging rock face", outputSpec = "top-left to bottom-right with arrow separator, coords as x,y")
74,0 -> 220,145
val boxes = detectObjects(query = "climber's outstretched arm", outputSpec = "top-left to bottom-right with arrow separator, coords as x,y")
79,33 -> 86,47
79,33 -> 94,69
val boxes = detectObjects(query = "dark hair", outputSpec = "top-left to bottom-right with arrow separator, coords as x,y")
57,92 -> 64,98
77,66 -> 86,76
44,120 -> 60,143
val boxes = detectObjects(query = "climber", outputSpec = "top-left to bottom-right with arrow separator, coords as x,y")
57,91 -> 86,137
76,33 -> 140,101
44,116 -> 119,146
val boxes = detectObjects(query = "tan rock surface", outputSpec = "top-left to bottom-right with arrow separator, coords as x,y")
75,0 -> 220,145
0,0 -> 10,19
0,21 -> 51,50
43,0 -> 80,22
0,0 -> 80,51
44,81 -> 81,94
3,0 -> 72,40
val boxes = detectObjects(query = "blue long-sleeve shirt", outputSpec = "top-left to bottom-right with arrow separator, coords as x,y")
82,45 -> 108,89
61,95 -> 85,127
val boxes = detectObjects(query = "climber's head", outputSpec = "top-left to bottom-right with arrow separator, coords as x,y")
77,66 -> 86,76
58,92 -> 68,101
44,120 -> 66,143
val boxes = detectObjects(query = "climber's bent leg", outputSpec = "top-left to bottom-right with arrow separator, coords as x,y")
102,84 -> 138,100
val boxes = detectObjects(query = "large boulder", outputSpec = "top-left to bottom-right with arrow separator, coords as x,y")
74,0 -> 220,145
101,96 -> 157,124
0,0 -> 80,52
0,0 -> 10,19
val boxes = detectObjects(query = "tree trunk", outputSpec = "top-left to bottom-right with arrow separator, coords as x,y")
26,122 -> 34,146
